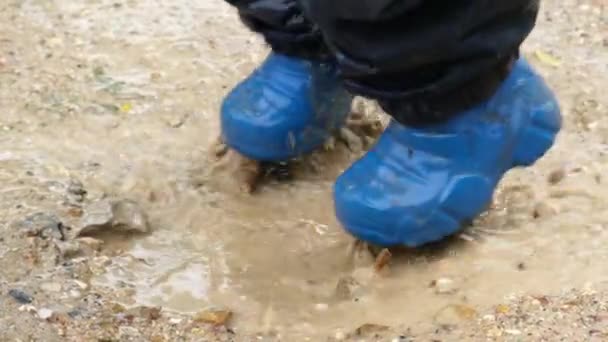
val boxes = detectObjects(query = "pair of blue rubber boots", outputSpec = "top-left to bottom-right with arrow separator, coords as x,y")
221,53 -> 562,247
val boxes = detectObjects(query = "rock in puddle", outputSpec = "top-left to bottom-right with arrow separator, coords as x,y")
77,199 -> 150,236
431,277 -> 459,294
434,304 -> 478,326
354,323 -> 390,337
77,236 -> 104,252
194,309 -> 233,326
335,275 -> 365,301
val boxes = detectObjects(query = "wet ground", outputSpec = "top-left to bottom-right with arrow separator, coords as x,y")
1,0 -> 607,341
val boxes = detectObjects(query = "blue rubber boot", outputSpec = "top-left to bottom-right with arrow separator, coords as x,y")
334,59 -> 562,247
221,53 -> 353,161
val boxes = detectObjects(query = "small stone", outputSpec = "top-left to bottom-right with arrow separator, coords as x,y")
355,323 -> 390,336
194,309 -> 232,326
40,282 -> 62,293
505,329 -> 522,335
17,213 -> 64,240
435,304 -> 477,326
495,304 -> 510,314
119,326 -> 141,338
373,248 -> 392,273
67,207 -> 84,217
334,331 -> 346,340
49,312 -> 71,324
130,306 -> 162,320
335,276 -> 363,301
76,237 -> 104,251
483,314 -> 496,322
486,327 -> 503,337
67,308 -> 83,318
19,305 -> 37,313
109,199 -> 150,233
548,168 -> 566,185
73,280 -> 89,290
9,289 -> 33,304
38,308 -> 54,320
78,200 -> 113,234
78,199 -> 150,236
111,303 -> 126,313
55,240 -> 81,258
67,179 -> 87,199
433,278 -> 458,294
169,317 -> 183,325
151,335 -> 165,342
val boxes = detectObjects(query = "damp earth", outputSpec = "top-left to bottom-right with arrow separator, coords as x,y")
1,0 -> 607,341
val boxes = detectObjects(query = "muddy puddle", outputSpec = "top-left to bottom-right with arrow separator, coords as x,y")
2,0 -> 608,340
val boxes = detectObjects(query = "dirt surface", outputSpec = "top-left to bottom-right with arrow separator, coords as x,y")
0,0 -> 607,341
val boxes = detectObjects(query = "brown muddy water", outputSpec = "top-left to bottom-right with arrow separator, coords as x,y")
1,0 -> 607,340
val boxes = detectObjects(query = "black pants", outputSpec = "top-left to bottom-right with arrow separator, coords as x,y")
225,0 -> 540,126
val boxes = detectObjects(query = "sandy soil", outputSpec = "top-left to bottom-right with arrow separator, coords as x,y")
0,0 -> 607,341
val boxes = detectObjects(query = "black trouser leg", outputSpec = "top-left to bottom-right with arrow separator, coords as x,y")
225,0 -> 541,126
224,0 -> 329,61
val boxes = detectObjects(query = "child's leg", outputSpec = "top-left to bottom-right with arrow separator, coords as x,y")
297,0 -> 561,247
220,0 -> 352,161
300,0 -> 542,126
224,0 -> 328,60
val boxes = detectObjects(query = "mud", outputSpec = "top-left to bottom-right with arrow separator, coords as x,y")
0,0 -> 607,341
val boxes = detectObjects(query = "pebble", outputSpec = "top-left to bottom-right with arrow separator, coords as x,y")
505,329 -> 522,335
105,199 -> 150,233
9,289 -> 33,304
335,275 -> 363,301
433,278 -> 458,294
73,280 -> 89,290
483,314 -> 496,322
19,305 -> 37,313
435,304 -> 477,326
119,326 -> 142,338
486,327 -> 503,337
38,308 -> 54,320
66,178 -> 87,202
194,309 -> 232,325
55,240 -> 81,258
40,282 -> 62,293
77,237 -> 104,251
77,199 -> 150,236
17,213 -> 64,240
169,317 -> 183,325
